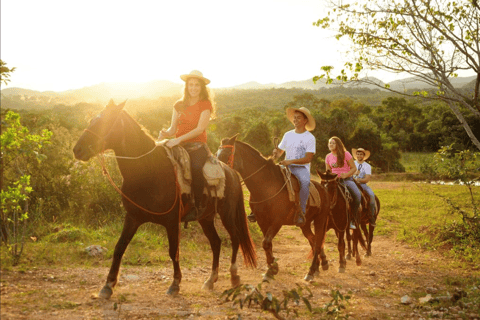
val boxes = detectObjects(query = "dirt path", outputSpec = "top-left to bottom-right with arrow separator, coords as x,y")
1,226 -> 479,319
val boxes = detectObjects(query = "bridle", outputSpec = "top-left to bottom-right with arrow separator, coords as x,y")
218,143 -> 268,184
81,114 -> 182,217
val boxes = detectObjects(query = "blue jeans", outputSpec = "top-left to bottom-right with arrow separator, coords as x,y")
341,178 -> 361,221
289,165 -> 310,214
359,183 -> 376,218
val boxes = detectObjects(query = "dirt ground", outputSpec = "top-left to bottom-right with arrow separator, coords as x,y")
1,226 -> 479,320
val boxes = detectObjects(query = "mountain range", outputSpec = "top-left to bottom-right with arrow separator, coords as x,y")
1,75 -> 476,104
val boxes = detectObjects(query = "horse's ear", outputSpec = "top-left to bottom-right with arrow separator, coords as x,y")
107,99 -> 116,108
117,100 -> 128,110
230,133 -> 239,143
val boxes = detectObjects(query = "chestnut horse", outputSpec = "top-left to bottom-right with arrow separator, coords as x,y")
73,100 -> 256,298
346,185 -> 381,259
217,135 -> 330,281
317,170 -> 367,271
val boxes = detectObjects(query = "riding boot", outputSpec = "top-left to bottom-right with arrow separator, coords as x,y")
247,212 -> 257,223
294,206 -> 306,227
183,198 -> 198,223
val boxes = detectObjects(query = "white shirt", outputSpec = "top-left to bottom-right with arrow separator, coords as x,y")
354,160 -> 372,181
278,130 -> 316,171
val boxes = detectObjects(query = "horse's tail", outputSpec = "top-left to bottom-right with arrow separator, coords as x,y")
234,195 -> 257,268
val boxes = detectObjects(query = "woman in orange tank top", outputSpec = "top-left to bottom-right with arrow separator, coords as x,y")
158,70 -> 216,222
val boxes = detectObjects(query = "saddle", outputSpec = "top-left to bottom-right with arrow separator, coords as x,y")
161,142 -> 226,199
280,166 -> 321,209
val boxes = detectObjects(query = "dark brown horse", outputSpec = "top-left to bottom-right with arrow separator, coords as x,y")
73,100 -> 256,298
346,186 -> 380,259
217,135 -> 330,281
317,170 -> 367,271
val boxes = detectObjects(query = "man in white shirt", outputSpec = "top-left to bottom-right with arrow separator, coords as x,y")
273,107 -> 316,227
353,148 -> 377,227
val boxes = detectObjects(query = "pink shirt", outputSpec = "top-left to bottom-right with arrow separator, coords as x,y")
325,151 -> 353,177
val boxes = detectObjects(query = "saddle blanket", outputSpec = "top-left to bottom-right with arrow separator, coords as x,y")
280,166 -> 321,208
160,142 -> 226,199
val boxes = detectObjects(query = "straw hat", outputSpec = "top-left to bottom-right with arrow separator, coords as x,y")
286,107 -> 316,131
352,148 -> 371,161
180,70 -> 210,85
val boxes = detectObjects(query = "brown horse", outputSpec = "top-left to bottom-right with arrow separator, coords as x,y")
73,100 -> 256,298
317,170 -> 367,271
217,135 -> 330,281
346,187 -> 381,259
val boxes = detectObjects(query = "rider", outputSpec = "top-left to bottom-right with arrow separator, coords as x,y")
352,148 -> 377,227
325,136 -> 362,230
272,107 -> 316,227
158,70 -> 216,222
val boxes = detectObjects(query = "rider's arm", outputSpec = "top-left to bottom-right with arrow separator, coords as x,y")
355,174 -> 371,184
339,158 -> 357,179
158,101 -> 183,139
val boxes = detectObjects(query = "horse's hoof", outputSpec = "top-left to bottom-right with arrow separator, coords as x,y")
364,252 -> 372,257
99,285 -> 113,299
201,280 -> 214,291
166,285 -> 180,296
269,262 -> 279,276
338,267 -> 346,273
356,261 -> 362,267
262,273 -> 274,282
231,275 -> 241,288
346,254 -> 352,260
304,274 -> 314,282
322,263 -> 329,271
314,270 -> 320,277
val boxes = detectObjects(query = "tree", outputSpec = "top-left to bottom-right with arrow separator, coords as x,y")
0,60 -> 16,86
314,0 -> 480,150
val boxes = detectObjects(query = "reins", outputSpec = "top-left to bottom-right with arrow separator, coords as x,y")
85,123 -> 184,217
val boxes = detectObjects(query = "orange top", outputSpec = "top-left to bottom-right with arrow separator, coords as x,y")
175,100 -> 212,143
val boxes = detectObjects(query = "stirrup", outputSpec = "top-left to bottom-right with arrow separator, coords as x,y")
349,222 -> 356,229
295,212 -> 306,227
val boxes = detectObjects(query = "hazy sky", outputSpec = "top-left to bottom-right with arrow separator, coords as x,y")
2,0 -> 402,92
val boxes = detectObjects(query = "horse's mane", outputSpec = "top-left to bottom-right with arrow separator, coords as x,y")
121,110 -> 155,142
235,140 -> 275,165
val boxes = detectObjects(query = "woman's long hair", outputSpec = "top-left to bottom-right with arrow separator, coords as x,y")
330,136 -> 346,168
181,78 -> 217,119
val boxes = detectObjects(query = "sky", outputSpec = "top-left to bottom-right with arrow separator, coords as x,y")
1,0 -> 416,92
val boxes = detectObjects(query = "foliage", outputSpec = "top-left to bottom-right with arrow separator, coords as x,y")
314,0 -> 480,150
0,60 -> 16,86
0,111 -> 52,265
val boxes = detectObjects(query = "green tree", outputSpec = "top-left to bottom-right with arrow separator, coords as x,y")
0,111 -> 52,265
0,60 -> 16,86
314,0 -> 480,150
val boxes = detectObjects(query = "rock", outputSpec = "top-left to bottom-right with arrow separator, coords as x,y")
401,295 -> 412,304
85,245 -> 108,257
426,287 -> 438,294
419,294 -> 433,304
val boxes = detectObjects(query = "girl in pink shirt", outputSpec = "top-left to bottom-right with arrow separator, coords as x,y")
325,136 -> 362,229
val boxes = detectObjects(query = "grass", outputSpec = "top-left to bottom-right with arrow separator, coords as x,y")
400,152 -> 435,173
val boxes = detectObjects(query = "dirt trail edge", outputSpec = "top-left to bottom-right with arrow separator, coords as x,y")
1,226 -> 479,319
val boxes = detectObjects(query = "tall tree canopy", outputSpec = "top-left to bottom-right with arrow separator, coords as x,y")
314,0 -> 480,150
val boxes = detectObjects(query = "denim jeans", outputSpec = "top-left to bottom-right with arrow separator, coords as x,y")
359,183 -> 376,218
289,165 -> 310,214
341,178 -> 361,221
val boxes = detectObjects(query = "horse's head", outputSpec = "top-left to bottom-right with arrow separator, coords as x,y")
217,134 -> 243,171
73,99 -> 127,161
317,169 -> 338,191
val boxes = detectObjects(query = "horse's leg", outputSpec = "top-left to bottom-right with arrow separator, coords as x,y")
304,211 -> 328,281
353,229 -> 362,266
336,230 -> 347,273
198,219 -> 221,290
99,214 -> 140,299
366,224 -> 375,257
346,229 -> 353,260
262,225 -> 282,281
362,223 -> 372,257
165,219 -> 182,296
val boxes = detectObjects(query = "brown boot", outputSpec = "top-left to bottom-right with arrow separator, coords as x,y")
247,213 -> 257,222
295,207 -> 306,227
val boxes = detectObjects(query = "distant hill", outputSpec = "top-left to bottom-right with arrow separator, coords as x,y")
1,75 -> 476,104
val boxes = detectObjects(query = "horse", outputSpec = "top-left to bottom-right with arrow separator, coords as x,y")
345,186 -> 380,259
317,170 -> 367,271
73,100 -> 256,298
217,135 -> 330,281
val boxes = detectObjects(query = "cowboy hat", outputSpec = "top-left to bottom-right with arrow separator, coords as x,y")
180,70 -> 210,85
286,107 -> 316,131
352,148 -> 371,161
